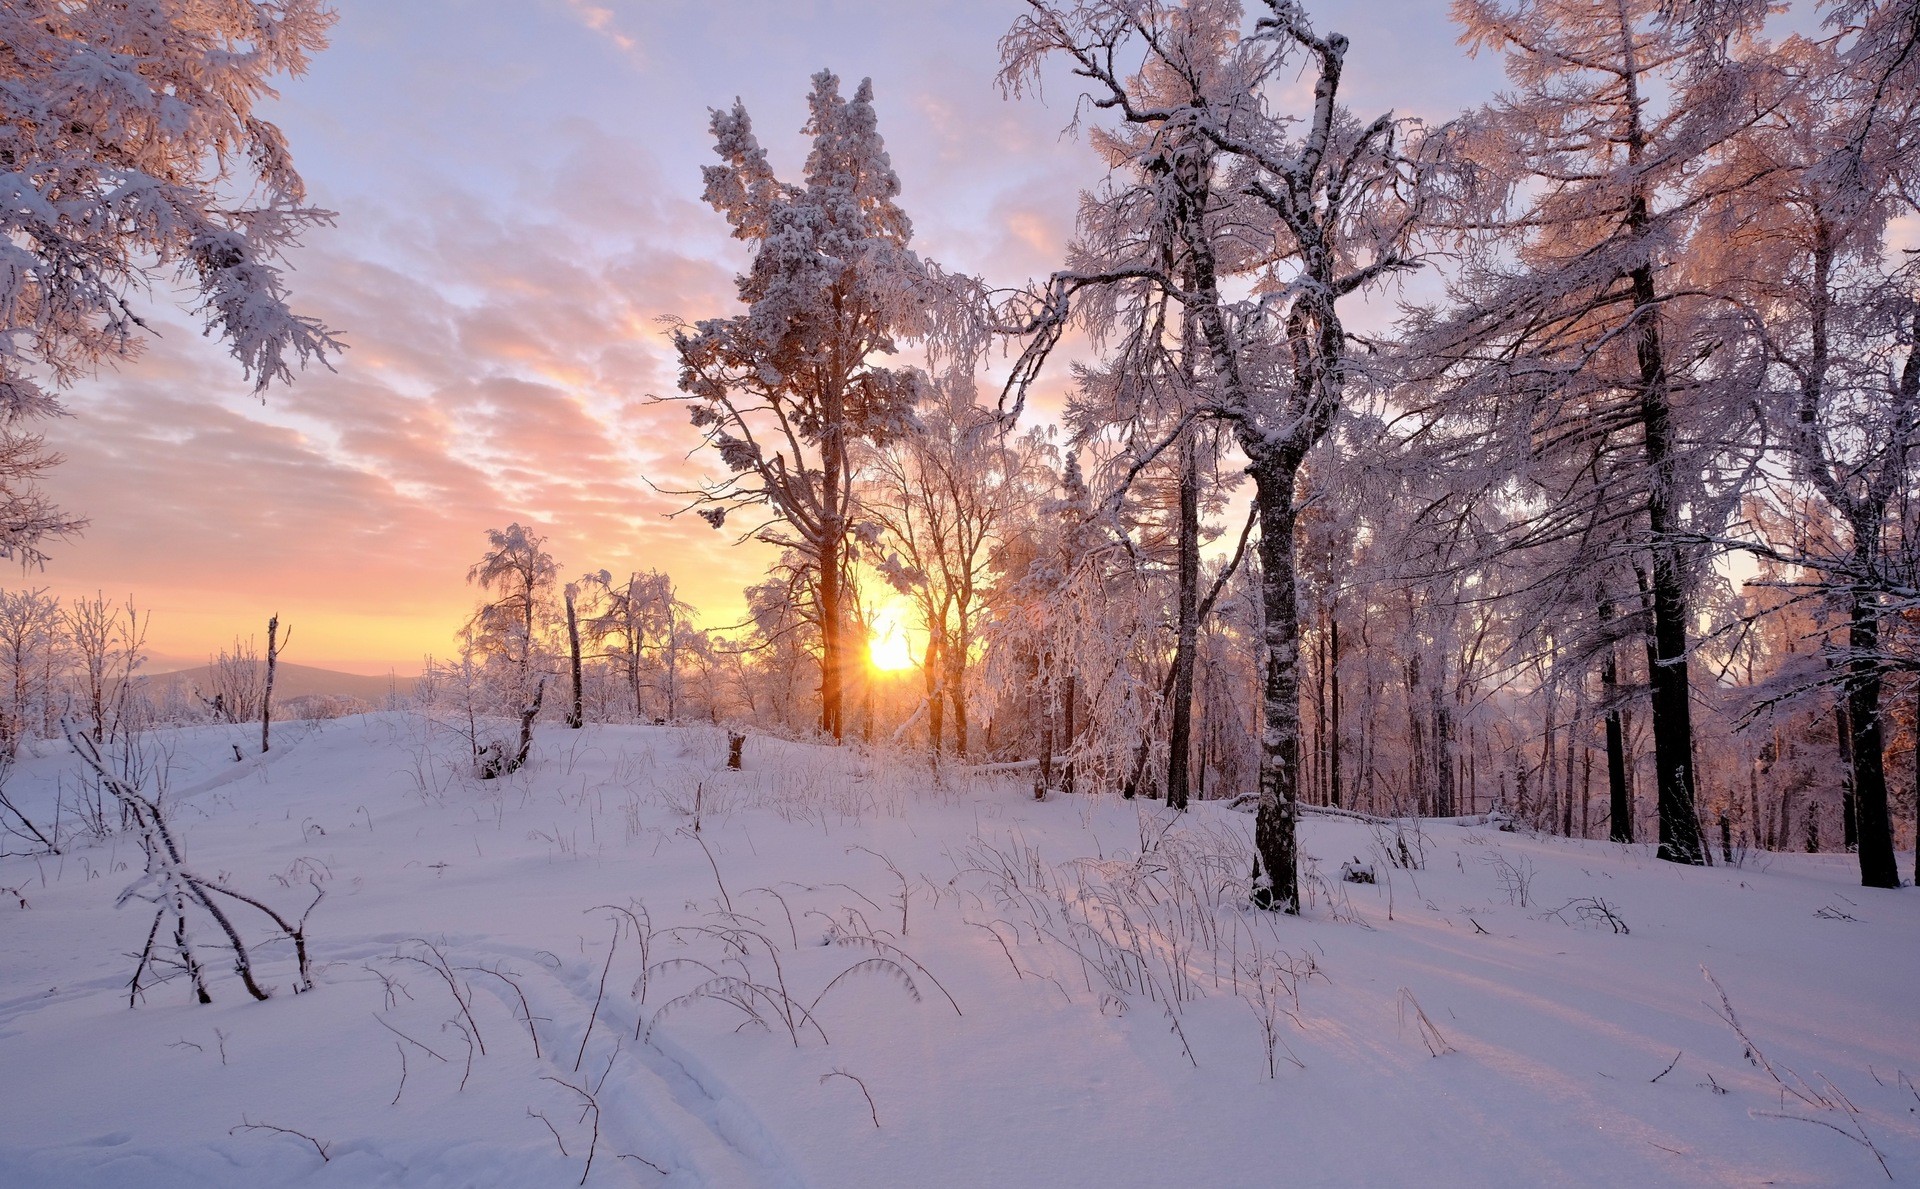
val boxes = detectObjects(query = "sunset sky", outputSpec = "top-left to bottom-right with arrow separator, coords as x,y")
31,0 -> 1500,675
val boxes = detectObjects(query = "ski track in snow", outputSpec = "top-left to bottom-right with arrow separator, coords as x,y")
456,933 -> 816,1188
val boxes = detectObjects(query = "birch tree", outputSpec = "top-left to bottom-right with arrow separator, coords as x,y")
1002,0 -> 1432,910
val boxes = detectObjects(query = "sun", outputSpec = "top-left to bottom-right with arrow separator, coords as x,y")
868,620 -> 915,672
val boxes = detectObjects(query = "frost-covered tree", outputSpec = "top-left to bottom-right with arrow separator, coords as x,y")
199,634 -> 262,726
867,376 -> 1042,758
1706,22 -> 1920,888
580,569 -> 692,722
670,71 -> 964,743
1003,0 -> 1432,910
1402,0 -> 1786,865
465,523 -> 558,706
0,0 -> 342,562
63,592 -> 146,745
0,588 -> 62,756
986,449 -> 1161,795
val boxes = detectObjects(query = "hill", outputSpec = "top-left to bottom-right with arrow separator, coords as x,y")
139,661 -> 408,709
0,716 -> 1913,1186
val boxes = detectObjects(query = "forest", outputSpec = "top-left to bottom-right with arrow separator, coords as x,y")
3,1 -> 1920,903
432,0 -> 1920,908
1,2 -> 1919,1184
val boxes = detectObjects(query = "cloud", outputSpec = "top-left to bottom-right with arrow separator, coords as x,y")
20,0 -> 1508,671
561,0 -> 646,63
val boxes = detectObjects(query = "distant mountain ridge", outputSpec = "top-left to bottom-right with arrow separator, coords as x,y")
140,661 -> 409,707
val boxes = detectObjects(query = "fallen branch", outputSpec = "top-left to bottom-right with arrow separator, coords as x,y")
230,1118 -> 330,1164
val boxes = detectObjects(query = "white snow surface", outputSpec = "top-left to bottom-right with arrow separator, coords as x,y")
0,714 -> 1914,1187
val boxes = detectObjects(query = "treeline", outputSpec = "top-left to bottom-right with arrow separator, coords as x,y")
0,591 -> 378,767
631,1 -> 1920,902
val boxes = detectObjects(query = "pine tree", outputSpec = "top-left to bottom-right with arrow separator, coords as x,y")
671,71 -> 961,742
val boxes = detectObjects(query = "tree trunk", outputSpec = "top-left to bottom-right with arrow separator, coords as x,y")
1433,680 -> 1454,818
926,623 -> 945,756
1581,741 -> 1592,839
1063,669 -> 1078,796
819,536 -> 845,741
261,614 -> 280,755
664,598 -> 679,721
1601,596 -> 1633,842
1167,432 -> 1200,811
950,650 -> 969,760
628,628 -> 642,722
1329,614 -> 1342,808
1630,258 -> 1707,865
1541,677 -> 1558,832
1250,457 -> 1302,914
564,588 -> 583,729
1847,574 -> 1900,887
1838,702 -> 1857,851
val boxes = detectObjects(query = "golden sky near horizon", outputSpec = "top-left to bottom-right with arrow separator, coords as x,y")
19,0 -> 1497,676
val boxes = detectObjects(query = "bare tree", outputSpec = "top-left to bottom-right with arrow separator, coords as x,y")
64,594 -> 146,745
0,588 -> 62,758
65,726 -> 320,1004
261,615 -> 286,753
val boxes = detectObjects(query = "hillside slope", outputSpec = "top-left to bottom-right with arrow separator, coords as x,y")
0,716 -> 1913,1187
139,661 -> 408,708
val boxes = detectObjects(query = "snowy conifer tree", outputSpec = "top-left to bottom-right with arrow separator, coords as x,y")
670,71 -> 966,742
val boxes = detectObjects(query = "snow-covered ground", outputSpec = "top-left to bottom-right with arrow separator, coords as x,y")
0,714 -> 1914,1187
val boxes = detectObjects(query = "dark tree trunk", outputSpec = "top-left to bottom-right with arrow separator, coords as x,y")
1581,742 -> 1592,839
1249,458 -> 1302,914
1167,433 -> 1201,811
628,635 -> 642,722
1838,703 -> 1857,852
1846,574 -> 1900,888
260,614 -> 280,755
1063,670 -> 1078,796
1034,650 -> 1053,797
1329,615 -> 1342,808
1630,255 -> 1706,865
1561,688 -> 1578,837
1541,677 -> 1558,833
564,588 -> 583,729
